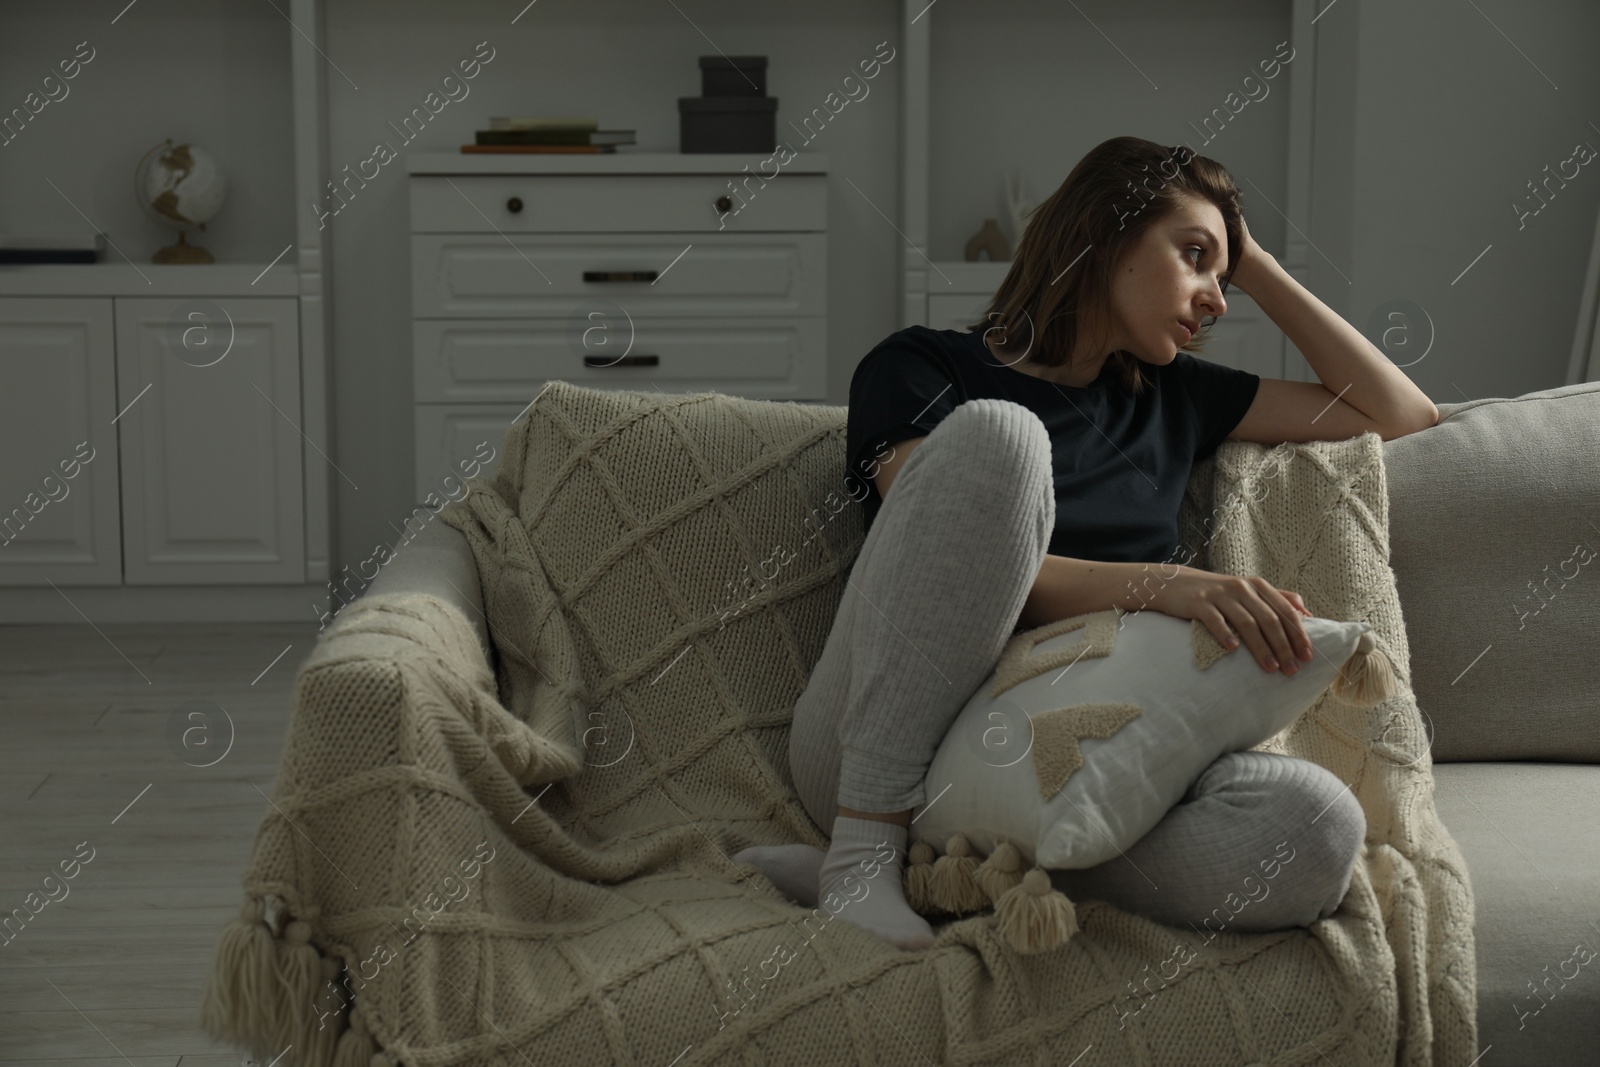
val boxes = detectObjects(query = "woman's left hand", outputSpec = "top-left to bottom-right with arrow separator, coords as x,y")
1229,216 -> 1275,296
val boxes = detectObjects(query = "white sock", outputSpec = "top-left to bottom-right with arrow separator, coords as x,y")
732,843 -> 825,906
816,816 -> 935,951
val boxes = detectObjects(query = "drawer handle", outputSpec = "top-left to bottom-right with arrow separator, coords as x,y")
584,354 -> 659,368
507,196 -> 523,213
583,270 -> 659,283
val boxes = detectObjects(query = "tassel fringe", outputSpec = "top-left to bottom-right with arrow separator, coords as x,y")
995,868 -> 1080,954
200,892 -> 388,1067
276,918 -> 323,1051
907,839 -> 1080,955
928,834 -> 992,915
972,840 -> 1026,903
200,898 -> 281,1052
307,956 -> 348,1065
1331,629 -> 1396,707
333,1005 -> 377,1067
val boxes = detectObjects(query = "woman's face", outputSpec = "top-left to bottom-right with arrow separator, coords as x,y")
1105,197 -> 1231,365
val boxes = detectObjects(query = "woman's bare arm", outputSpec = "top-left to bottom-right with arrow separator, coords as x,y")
1018,556 -> 1162,630
1230,217 -> 1438,433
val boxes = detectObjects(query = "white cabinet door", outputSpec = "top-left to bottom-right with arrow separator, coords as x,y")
0,298 -> 122,586
114,297 -> 305,584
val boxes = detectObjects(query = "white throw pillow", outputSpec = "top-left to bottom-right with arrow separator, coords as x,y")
909,609 -> 1376,869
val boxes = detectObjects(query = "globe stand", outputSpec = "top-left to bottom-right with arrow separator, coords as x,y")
152,228 -> 214,265
136,138 -> 225,265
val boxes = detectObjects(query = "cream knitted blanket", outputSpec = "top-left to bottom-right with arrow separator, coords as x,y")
201,382 -> 1477,1066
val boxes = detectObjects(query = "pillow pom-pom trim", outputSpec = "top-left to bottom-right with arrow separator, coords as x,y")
973,839 -> 1027,902
908,838 -> 1081,956
1330,626 -> 1396,708
995,867 -> 1079,954
928,833 -> 990,914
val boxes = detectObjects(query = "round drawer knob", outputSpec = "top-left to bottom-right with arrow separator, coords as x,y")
714,195 -> 732,213
506,196 -> 523,214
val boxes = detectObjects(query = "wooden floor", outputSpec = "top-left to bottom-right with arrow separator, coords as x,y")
1,619 -> 320,1066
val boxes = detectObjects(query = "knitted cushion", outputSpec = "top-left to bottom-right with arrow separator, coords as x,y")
910,608 -> 1379,869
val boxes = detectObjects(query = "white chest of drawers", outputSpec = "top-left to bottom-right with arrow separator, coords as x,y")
407,152 -> 829,504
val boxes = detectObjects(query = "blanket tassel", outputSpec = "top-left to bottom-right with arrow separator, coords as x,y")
200,895 -> 369,1067
311,957 -> 351,1064
929,834 -> 991,915
200,897 -> 282,1056
334,1002 -> 385,1067
995,867 -> 1079,954
904,841 -> 937,914
278,913 -> 343,1066
1330,630 -> 1396,707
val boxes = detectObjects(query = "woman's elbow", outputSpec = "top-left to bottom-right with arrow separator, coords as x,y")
1379,405 -> 1440,441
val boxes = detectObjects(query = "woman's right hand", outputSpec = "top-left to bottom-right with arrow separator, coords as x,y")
1148,565 -> 1315,674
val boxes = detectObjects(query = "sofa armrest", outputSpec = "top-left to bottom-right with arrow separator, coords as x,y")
360,517 -> 494,669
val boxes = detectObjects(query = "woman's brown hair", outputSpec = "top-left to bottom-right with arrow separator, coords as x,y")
967,135 -> 1243,397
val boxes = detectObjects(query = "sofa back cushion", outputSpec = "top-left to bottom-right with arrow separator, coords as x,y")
1383,381 -> 1600,762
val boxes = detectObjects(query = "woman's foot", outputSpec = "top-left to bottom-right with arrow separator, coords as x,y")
732,843 -> 825,906
816,816 -> 935,951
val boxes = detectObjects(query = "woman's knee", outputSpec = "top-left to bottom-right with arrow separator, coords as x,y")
919,400 -> 1049,480
935,398 -> 1049,459
902,400 -> 1053,523
1218,754 -> 1367,930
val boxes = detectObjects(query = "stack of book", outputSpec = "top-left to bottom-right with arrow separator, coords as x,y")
463,117 -> 636,154
0,233 -> 105,265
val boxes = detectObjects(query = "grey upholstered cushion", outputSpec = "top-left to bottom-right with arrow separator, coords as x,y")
1383,381 -> 1600,762
1433,763 -> 1600,1065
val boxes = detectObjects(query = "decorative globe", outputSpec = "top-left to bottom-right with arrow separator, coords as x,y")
134,139 -> 227,264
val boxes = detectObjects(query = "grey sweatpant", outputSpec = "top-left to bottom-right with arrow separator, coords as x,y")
789,398 -> 1366,931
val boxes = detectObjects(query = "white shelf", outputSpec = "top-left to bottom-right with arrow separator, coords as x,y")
0,262 -> 300,297
406,152 -> 830,176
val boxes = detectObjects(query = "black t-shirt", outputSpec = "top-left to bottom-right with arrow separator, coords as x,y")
845,324 -> 1261,565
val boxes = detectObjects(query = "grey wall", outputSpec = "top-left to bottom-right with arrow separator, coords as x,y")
1310,0 -> 1600,404
930,0 -> 1294,263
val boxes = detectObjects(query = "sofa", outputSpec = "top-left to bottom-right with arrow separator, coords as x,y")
356,377 -> 1599,1066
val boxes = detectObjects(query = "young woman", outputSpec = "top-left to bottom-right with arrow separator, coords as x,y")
736,136 -> 1439,951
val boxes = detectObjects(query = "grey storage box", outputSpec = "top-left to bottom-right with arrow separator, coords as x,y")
700,55 -> 767,96
678,96 -> 777,154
